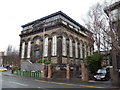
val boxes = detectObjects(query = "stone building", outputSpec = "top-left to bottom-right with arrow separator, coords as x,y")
19,11 -> 94,78
0,52 -> 4,67
104,1 -> 120,87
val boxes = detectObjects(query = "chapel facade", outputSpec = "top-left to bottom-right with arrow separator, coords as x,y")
19,11 -> 94,68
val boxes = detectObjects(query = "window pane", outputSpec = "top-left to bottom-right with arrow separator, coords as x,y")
34,50 -> 40,58
27,41 -> 31,58
21,42 -> 25,58
84,44 -> 86,58
88,46 -> 90,56
62,36 -> 66,56
52,35 -> 57,56
44,37 -> 48,57
80,44 -> 83,58
75,40 -> 78,58
69,39 -> 73,57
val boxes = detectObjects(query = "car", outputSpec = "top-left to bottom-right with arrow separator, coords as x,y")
0,67 -> 7,71
94,68 -> 110,81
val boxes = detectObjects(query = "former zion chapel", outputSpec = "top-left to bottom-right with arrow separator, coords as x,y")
19,11 -> 94,79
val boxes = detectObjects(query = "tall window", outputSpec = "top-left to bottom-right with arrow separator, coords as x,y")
88,46 -> 90,56
75,40 -> 78,58
90,47 -> 93,55
62,36 -> 66,56
27,41 -> 31,58
84,44 -> 87,58
69,38 -> 73,57
52,35 -> 57,56
44,37 -> 48,57
21,42 -> 25,58
80,43 -> 83,58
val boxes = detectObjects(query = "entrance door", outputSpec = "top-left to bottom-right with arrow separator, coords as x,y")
34,50 -> 40,62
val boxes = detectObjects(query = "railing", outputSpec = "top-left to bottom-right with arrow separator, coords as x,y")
15,70 -> 41,78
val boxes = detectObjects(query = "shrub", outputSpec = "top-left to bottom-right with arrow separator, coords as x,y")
85,53 -> 103,74
44,60 -> 52,65
36,59 -> 43,63
36,58 -> 52,65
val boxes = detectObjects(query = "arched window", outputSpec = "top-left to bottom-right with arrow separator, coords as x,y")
62,36 -> 66,56
27,40 -> 31,58
75,40 -> 78,58
21,42 -> 25,58
80,43 -> 83,58
52,35 -> 57,56
35,39 -> 40,45
69,38 -> 73,57
44,37 -> 48,57
84,44 -> 87,58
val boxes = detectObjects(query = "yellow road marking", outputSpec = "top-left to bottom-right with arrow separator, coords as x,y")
34,79 -> 106,88
3,75 -> 108,88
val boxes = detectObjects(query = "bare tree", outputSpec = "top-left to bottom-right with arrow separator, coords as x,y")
5,45 -> 20,68
82,1 -> 112,53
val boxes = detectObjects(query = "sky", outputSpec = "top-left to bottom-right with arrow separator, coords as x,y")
0,0 -> 111,52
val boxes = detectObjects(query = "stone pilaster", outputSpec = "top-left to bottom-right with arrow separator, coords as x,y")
24,42 -> 28,59
57,36 -> 62,64
31,41 -> 34,62
73,41 -> 75,64
82,44 -> 85,59
41,39 -> 43,59
48,38 -> 52,61
78,43 -> 80,59
40,40 -> 43,59
19,43 -> 22,60
66,39 -> 69,64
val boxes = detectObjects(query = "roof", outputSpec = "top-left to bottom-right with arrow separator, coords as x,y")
21,11 -> 90,33
104,1 -> 120,14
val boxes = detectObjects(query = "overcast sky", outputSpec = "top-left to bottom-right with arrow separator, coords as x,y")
0,0 -> 110,52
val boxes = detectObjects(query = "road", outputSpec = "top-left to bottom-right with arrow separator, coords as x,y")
0,72 -> 119,90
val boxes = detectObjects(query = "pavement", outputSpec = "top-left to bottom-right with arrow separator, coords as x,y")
2,70 -> 119,89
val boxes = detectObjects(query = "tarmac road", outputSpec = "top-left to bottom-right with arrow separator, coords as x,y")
1,75 -> 89,89
1,71 -> 119,90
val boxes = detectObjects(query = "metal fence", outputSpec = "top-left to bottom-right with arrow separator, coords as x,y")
15,70 -> 41,78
